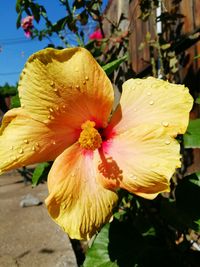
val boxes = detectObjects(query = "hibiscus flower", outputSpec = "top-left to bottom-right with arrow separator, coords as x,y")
89,29 -> 103,40
21,16 -> 34,38
0,48 -> 193,239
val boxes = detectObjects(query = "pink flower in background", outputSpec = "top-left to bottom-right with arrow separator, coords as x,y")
21,16 -> 34,38
89,29 -> 103,40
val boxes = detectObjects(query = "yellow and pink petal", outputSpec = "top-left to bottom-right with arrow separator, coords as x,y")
0,108 -> 76,173
18,47 -> 114,129
98,124 -> 181,199
45,143 -> 118,240
107,77 -> 193,137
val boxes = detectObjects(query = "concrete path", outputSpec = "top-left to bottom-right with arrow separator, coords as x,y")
0,170 -> 78,267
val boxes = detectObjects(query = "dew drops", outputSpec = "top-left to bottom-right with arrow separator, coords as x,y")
36,142 -> 39,147
10,146 -> 14,150
83,81 -> 86,85
130,174 -> 137,180
24,139 -> 29,144
162,121 -> 169,127
62,105 -> 66,109
18,148 -> 24,154
50,81 -> 55,87
76,85 -> 80,90
49,107 -> 54,113
21,104 -> 25,108
52,140 -> 56,145
147,92 -> 152,96
53,88 -> 58,92
165,140 -> 171,145
135,80 -> 141,85
48,115 -> 51,120
85,76 -> 89,81
149,100 -> 154,105
32,146 -> 36,151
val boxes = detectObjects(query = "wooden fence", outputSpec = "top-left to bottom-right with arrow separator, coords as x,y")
129,0 -> 200,79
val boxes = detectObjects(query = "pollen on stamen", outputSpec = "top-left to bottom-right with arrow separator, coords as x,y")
78,120 -> 102,151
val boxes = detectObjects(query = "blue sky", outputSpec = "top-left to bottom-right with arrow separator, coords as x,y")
0,0 -> 107,86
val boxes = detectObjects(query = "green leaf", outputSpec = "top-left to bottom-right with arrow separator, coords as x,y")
0,83 -> 17,96
84,224 -> 118,267
10,94 -> 21,108
16,0 -> 21,13
175,172 -> 200,231
194,54 -> 200,59
32,162 -> 51,186
183,119 -> 200,148
30,3 -> 41,23
102,55 -> 128,76
195,96 -> 200,104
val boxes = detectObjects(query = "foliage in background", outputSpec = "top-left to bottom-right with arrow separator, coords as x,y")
11,0 -> 200,266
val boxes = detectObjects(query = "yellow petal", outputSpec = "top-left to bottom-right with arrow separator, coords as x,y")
98,124 -> 181,199
108,77 -> 193,137
18,47 -> 113,128
45,143 -> 118,240
0,108 -> 74,173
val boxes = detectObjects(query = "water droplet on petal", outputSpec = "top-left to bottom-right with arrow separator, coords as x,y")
52,140 -> 56,145
50,81 -> 55,86
36,142 -> 39,147
48,115 -> 51,120
136,80 -> 141,85
85,76 -> 89,81
62,105 -> 66,109
149,100 -> 154,105
24,139 -> 29,144
165,140 -> 171,145
53,88 -> 58,92
162,121 -> 169,127
18,148 -> 24,154
32,146 -> 36,151
49,107 -> 54,113
21,104 -> 25,108
83,81 -> 86,85
147,92 -> 152,96
130,174 -> 137,180
10,146 -> 14,150
76,85 -> 80,90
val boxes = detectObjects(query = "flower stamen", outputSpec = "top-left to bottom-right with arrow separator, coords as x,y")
78,120 -> 102,151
